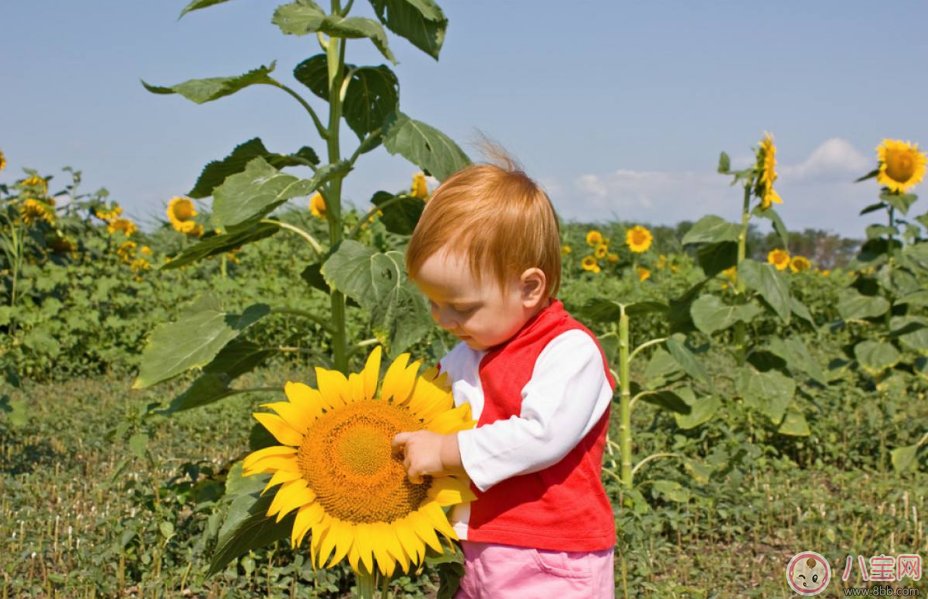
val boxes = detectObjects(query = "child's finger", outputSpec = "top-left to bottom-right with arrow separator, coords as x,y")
391,432 -> 410,454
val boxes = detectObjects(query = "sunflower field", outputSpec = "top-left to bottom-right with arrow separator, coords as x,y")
2,1 -> 928,598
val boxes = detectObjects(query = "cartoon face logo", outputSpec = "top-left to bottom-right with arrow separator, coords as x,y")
786,551 -> 831,595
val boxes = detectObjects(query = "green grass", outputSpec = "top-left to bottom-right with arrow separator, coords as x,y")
1,369 -> 926,598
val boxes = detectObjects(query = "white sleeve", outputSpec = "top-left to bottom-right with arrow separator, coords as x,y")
456,330 -> 612,492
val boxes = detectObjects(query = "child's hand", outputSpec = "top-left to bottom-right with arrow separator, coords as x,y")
391,431 -> 448,484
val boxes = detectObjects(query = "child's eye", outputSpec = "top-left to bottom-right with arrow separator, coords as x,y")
454,305 -> 476,314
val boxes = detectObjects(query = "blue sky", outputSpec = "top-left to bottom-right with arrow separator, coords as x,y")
2,0 -> 927,237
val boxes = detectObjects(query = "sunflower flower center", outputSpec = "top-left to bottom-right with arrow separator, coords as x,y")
298,400 -> 429,524
886,150 -> 916,183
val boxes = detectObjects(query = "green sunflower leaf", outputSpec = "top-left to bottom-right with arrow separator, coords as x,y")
738,259 -> 791,324
381,111 -> 470,181
132,295 -> 270,389
273,1 -> 397,64
141,62 -> 277,104
681,215 -> 740,245
367,0 -> 448,60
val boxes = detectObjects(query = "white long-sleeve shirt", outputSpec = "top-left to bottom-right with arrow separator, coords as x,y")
438,328 -> 614,539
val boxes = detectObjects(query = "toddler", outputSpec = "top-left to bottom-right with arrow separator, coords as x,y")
391,147 -> 617,598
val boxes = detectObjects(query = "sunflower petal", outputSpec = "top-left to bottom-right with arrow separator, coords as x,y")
315,367 -> 352,408
259,401 -> 314,435
427,475 -> 476,505
253,412 -> 303,447
284,382 -> 326,418
319,517 -> 340,568
348,534 -> 361,572
407,510 -> 442,553
292,503 -> 324,549
423,404 -> 475,434
354,522 -> 375,575
327,519 -> 352,568
420,500 -> 458,541
311,513 -> 333,568
362,345 -> 383,401
369,522 -> 395,576
243,455 -> 300,477
381,353 -> 415,403
348,372 -> 366,406
375,521 -> 409,574
261,469 -> 303,496
267,479 -> 314,522
395,516 -> 425,565
242,446 -> 296,471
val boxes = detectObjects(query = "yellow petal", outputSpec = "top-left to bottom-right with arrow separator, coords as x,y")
292,503 -> 324,549
369,522 -> 395,576
311,513 -> 333,568
319,517 -> 340,568
420,365 -> 439,383
348,535 -> 361,572
252,412 -> 303,447
407,510 -> 443,553
420,500 -> 458,541
424,404 -> 475,434
259,401 -> 314,435
362,345 -> 383,401
395,516 -> 425,565
348,372 -> 365,406
242,445 -> 296,471
426,475 -> 476,505
405,377 -> 453,419
327,519 -> 353,568
374,521 -> 409,574
243,455 -> 300,477
315,367 -> 352,409
284,382 -> 326,418
267,479 -> 315,523
354,522 -> 375,575
261,469 -> 303,496
382,354 -> 420,404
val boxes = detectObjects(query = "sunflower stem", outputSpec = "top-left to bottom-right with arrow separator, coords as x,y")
379,571 -> 392,598
357,568 -> 376,598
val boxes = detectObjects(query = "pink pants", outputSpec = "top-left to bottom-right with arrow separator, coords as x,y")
453,541 -> 615,599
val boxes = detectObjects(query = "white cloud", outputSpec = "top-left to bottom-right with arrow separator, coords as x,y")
780,137 -> 870,182
560,138 -> 884,237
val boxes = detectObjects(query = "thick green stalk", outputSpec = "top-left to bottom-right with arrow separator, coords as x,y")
325,5 -> 350,375
618,307 -> 632,487
357,569 -> 376,598
736,184 -> 750,294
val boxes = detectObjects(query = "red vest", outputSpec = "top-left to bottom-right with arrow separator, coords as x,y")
441,298 -> 617,551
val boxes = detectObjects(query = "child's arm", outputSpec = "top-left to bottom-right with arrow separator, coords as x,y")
456,331 -> 611,492
393,331 -> 612,490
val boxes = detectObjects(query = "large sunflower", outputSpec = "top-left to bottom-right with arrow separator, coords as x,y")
626,225 -> 653,253
243,346 -> 477,578
876,139 -> 927,193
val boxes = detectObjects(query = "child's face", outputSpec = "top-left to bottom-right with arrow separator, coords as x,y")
414,248 -> 550,352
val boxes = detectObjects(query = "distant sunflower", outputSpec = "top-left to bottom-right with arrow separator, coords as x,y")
20,199 -> 55,225
49,235 -> 75,254
107,218 -> 137,237
767,248 -> 790,271
594,243 -> 608,259
22,175 -> 48,197
626,226 -> 653,253
876,139 -> 927,193
637,266 -> 651,282
0,149 -> 6,172
722,266 -> 738,282
243,346 -> 477,578
561,245 -> 572,256
167,197 -> 197,231
581,255 -> 600,273
586,230 -> 603,247
606,253 -> 619,264
310,192 -> 327,219
130,258 -> 151,273
94,204 -> 123,222
116,240 -> 137,263
788,255 -> 811,273
411,173 -> 429,200
754,133 -> 783,210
